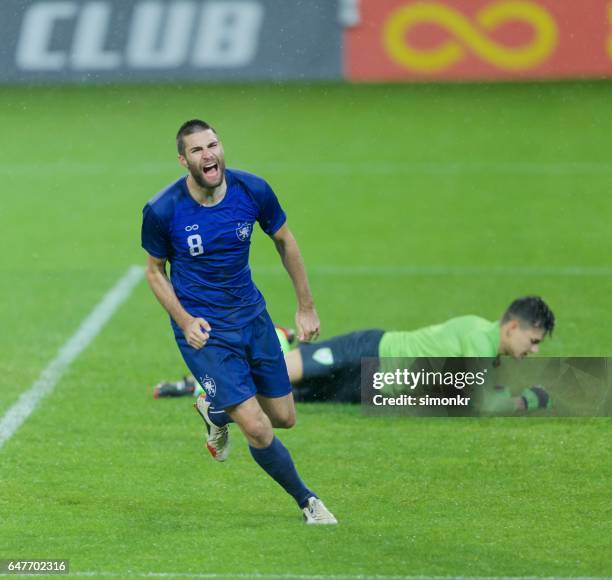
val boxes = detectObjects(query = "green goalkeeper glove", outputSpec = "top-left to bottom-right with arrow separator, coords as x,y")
521,385 -> 552,411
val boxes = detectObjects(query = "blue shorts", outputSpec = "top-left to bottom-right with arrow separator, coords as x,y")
175,310 -> 291,410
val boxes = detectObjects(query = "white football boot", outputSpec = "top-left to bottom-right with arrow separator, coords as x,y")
194,393 -> 230,462
302,497 -> 338,524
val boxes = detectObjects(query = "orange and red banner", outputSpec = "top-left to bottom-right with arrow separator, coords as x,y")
345,0 -> 612,81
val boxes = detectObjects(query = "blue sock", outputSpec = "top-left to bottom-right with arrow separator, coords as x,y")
249,437 -> 316,508
207,405 -> 233,427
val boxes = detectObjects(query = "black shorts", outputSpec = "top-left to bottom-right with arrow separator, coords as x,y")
293,329 -> 385,403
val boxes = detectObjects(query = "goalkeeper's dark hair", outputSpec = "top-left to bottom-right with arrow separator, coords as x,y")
176,119 -> 217,156
501,296 -> 555,336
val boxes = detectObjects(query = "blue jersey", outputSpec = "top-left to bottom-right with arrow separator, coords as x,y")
141,168 -> 286,330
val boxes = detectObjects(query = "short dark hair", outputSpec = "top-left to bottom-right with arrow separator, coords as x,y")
176,119 -> 217,156
501,296 -> 555,336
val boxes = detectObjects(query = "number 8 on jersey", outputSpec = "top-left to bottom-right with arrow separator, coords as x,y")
188,234 -> 204,256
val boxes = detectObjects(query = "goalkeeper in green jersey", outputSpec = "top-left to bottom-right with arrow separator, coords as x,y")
285,295 -> 555,412
154,296 -> 555,413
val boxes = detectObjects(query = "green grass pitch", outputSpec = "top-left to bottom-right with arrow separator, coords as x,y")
0,81 -> 611,578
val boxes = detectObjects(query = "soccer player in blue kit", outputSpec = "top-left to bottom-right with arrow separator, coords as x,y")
141,120 -> 337,524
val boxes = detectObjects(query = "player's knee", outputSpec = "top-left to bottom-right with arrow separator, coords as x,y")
273,415 -> 295,429
242,415 -> 271,441
285,350 -> 304,384
278,410 -> 296,429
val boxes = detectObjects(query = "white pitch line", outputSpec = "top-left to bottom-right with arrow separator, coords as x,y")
0,265 -> 144,451
253,265 -> 612,277
36,573 -> 607,580
1,160 -> 612,177
260,160 -> 612,177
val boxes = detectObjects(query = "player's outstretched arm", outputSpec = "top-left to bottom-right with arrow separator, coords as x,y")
144,255 -> 211,349
271,224 -> 319,342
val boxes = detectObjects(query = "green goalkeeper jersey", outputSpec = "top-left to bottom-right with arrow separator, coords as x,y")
378,315 -> 500,359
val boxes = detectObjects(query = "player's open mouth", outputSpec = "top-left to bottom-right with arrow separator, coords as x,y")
203,163 -> 219,177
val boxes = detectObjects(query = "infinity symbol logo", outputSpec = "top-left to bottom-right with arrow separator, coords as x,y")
384,1 -> 558,73
185,224 -> 199,232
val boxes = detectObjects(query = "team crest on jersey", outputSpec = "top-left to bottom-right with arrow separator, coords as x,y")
236,222 -> 252,241
200,375 -> 217,397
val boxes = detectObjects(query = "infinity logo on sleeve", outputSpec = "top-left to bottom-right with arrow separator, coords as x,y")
185,224 -> 199,232
383,1 -> 558,73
